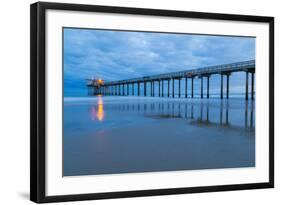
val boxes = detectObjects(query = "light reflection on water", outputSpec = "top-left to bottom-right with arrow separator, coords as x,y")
87,97 -> 254,129
90,96 -> 105,121
64,97 -> 255,176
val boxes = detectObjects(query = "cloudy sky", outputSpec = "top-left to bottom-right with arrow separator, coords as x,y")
63,28 -> 255,97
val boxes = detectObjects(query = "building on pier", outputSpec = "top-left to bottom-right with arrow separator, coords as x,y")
86,78 -> 105,95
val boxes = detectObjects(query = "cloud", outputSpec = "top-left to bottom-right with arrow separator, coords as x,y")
63,28 -> 255,96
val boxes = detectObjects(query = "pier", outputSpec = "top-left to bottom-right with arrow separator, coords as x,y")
87,60 -> 255,100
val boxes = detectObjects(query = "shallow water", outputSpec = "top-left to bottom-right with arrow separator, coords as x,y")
63,96 -> 255,176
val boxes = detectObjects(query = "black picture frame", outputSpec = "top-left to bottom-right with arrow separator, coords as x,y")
30,1 -> 274,203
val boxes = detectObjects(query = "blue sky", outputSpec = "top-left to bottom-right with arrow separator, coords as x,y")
63,28 -> 255,97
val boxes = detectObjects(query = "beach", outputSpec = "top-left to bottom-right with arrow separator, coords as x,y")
63,96 -> 255,176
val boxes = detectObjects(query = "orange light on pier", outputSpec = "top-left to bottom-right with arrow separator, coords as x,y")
97,78 -> 104,85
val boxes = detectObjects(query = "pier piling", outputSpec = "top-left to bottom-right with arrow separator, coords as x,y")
168,80 -> 170,97
207,76 -> 210,99
226,74 -> 230,99
152,81 -> 154,96
172,78 -> 175,98
220,74 -> 223,99
191,77 -> 194,98
251,72 -> 254,100
178,79 -> 181,98
151,81 -> 153,97
201,76 -> 203,99
144,81 -> 147,96
127,84 -> 129,96
158,80 -> 160,97
185,77 -> 187,98
245,72 -> 249,100
161,80 -> 164,97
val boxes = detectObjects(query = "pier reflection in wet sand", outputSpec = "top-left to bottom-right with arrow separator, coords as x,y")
63,97 -> 255,176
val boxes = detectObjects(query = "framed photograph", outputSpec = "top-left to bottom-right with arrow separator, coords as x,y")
30,2 -> 274,203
